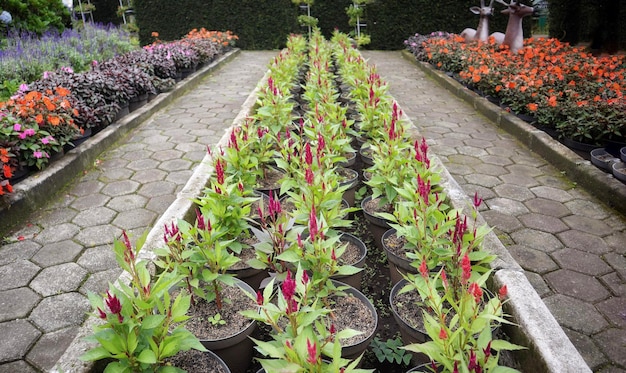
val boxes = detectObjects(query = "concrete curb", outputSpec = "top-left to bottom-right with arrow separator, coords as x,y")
400,49 -> 626,216
0,48 -> 241,236
50,53 -> 268,373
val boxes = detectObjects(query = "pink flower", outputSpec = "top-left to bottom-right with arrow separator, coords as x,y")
33,151 -> 43,159
24,128 -> 36,137
473,192 -> 483,208
308,207 -> 318,240
256,290 -> 263,305
498,285 -> 508,300
41,137 -> 50,145
215,158 -> 225,185
282,270 -> 296,301
468,282 -> 483,303
304,142 -> 313,165
13,123 -> 21,131
439,327 -> 448,340
105,291 -> 123,322
419,260 -> 428,279
306,339 -> 317,364
461,254 -> 472,283
305,167 -> 314,185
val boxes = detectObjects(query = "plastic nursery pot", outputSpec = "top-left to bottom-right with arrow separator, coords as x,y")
382,228 -> 417,285
389,278 -> 430,366
590,148 -> 620,172
621,147 -> 626,162
612,161 -> 626,183
338,167 -> 360,207
361,195 -> 392,250
196,279 -> 257,373
331,280 -> 378,361
338,151 -> 357,169
167,348 -> 232,373
330,232 -> 368,291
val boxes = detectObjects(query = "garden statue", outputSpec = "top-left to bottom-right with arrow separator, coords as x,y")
490,0 -> 535,53
460,0 -> 495,42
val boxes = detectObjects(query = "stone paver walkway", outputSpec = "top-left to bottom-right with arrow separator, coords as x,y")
0,51 -> 276,372
361,50 -> 626,372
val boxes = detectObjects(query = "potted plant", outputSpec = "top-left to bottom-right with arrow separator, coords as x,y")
80,232 -> 207,372
242,267 -> 374,372
155,207 -> 257,373
397,269 -> 525,372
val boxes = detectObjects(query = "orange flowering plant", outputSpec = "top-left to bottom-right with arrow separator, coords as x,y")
1,87 -> 80,170
407,34 -> 626,146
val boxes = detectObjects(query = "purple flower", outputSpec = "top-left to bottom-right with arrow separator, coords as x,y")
13,123 -> 21,131
24,128 -> 36,137
43,71 -> 50,79
41,137 -> 50,145
18,83 -> 29,93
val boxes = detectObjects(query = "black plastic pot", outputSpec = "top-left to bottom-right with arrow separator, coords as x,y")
361,195 -> 392,250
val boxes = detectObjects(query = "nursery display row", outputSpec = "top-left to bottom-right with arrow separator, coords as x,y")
46,29 -> 587,373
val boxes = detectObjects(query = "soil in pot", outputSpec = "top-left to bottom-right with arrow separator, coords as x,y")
254,167 -> 285,197
166,348 -> 231,373
183,282 -> 257,373
331,232 -> 367,290
228,235 -> 268,290
337,167 -> 360,207
382,229 -> 417,285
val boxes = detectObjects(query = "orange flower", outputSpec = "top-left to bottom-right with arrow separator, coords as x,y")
527,103 -> 538,111
547,96 -> 557,107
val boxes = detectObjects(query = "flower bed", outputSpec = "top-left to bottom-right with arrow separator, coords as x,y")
404,33 -> 626,149
0,28 -> 237,200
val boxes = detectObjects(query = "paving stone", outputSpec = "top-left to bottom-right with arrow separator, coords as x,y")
76,245 -> 117,273
33,223 -> 80,244
498,173 -> 539,187
174,142 -> 205,153
101,180 -> 140,197
0,320 -> 41,363
544,269 -> 610,303
0,260 -> 40,291
112,209 -> 157,230
165,170 -> 195,185
142,134 -> 170,145
493,184 -> 536,201
31,240 -> 83,267
594,328 -> 626,367
444,163 -> 474,176
0,360 -> 37,373
565,199 -> 611,220
518,213 -> 569,233
456,145 -> 488,157
551,248 -> 612,276
30,263 -> 87,297
558,230 -> 611,254
596,296 -> 626,328
29,292 -> 90,332
70,194 -> 111,210
601,272 -> 626,296
79,268 -> 123,296
472,163 -> 508,176
119,147 -> 150,159
563,328 -> 607,371
508,245 -> 559,274
523,270 -> 552,297
150,149 -> 184,162
158,159 -> 193,172
126,158 -> 159,171
447,154 -> 482,166
69,180 -> 105,197
524,198 -> 571,218
510,228 -> 563,252
0,241 -> 41,266
148,141 -> 176,151
597,366 -> 626,373
604,253 -> 626,280
138,180 -> 177,198
562,215 -> 616,236
72,206 -> 117,228
463,174 -> 501,188
74,225 -> 122,247
98,167 -> 134,182
106,194 -> 148,212
530,185 -> 574,202
485,197 -> 529,215
37,207 -> 79,228
146,195 -> 177,213
0,288 -> 40,322
26,326 -> 78,371
543,294 -> 608,334
131,168 -> 167,183
505,164 -> 545,178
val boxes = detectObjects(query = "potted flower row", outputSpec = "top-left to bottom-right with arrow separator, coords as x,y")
331,31 -> 526,371
80,30 -> 376,373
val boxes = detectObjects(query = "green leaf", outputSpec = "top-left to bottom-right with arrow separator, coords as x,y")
79,347 -> 113,361
137,349 -> 157,364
